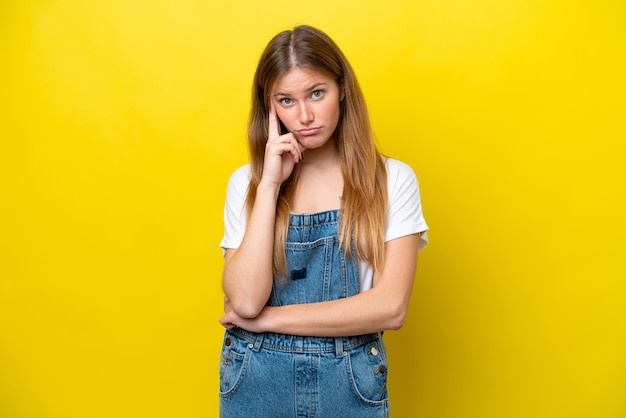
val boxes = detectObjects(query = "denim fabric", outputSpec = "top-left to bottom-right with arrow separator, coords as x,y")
220,210 -> 389,417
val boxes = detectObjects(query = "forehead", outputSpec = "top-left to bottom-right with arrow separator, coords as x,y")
271,67 -> 335,93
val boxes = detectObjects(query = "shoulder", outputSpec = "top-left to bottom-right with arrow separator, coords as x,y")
224,164 -> 251,206
229,164 -> 251,183
383,157 -> 419,189
384,157 -> 415,177
226,164 -> 251,192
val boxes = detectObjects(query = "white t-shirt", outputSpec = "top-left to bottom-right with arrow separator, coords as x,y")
220,158 -> 429,291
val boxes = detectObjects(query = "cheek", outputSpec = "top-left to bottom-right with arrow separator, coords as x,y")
275,109 -> 294,129
275,109 -> 287,122
325,103 -> 341,124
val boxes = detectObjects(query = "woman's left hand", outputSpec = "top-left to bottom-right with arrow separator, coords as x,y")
220,297 -> 271,333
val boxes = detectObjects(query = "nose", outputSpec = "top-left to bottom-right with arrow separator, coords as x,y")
298,102 -> 314,125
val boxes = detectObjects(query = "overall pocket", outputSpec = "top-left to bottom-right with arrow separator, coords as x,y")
219,332 -> 251,398
345,340 -> 390,406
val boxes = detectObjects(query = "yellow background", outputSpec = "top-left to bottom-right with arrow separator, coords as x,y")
1,1 -> 625,417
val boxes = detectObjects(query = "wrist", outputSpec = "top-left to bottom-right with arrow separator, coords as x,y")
259,306 -> 276,333
257,180 -> 281,199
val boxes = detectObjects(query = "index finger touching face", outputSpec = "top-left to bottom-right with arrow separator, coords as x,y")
268,103 -> 280,140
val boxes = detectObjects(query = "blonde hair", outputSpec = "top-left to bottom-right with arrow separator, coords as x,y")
246,25 -> 388,280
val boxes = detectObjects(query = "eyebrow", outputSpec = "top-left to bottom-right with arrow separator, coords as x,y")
272,82 -> 328,97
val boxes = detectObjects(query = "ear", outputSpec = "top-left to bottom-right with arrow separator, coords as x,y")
340,84 -> 346,102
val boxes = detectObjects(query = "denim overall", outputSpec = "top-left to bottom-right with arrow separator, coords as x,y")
219,210 -> 389,417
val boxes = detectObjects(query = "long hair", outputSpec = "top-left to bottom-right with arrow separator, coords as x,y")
245,25 -> 388,280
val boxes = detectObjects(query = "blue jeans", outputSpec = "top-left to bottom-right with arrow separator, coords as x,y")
219,210 -> 389,417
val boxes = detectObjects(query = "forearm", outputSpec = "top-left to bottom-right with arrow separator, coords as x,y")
220,234 -> 420,335
222,181 -> 279,318
258,285 -> 411,337
251,237 -> 420,336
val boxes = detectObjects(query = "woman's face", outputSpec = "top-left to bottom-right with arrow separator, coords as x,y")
270,67 -> 342,151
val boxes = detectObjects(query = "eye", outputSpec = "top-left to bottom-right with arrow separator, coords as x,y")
279,98 -> 293,106
311,90 -> 324,99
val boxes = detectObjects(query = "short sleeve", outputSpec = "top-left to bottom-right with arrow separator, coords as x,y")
384,159 -> 429,251
219,165 -> 251,255
359,159 -> 429,291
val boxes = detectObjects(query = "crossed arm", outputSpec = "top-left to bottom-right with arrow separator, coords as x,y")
220,232 -> 420,337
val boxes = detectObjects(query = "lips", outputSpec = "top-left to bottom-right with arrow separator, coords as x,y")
297,127 -> 322,136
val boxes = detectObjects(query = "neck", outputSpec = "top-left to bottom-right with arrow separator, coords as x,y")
300,143 -> 338,170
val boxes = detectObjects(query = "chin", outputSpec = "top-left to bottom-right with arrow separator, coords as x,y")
301,141 -> 327,151
298,136 -> 331,149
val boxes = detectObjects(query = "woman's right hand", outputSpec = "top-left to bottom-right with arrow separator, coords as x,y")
261,105 -> 304,186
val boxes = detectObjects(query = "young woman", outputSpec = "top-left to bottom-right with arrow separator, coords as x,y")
218,25 -> 428,417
